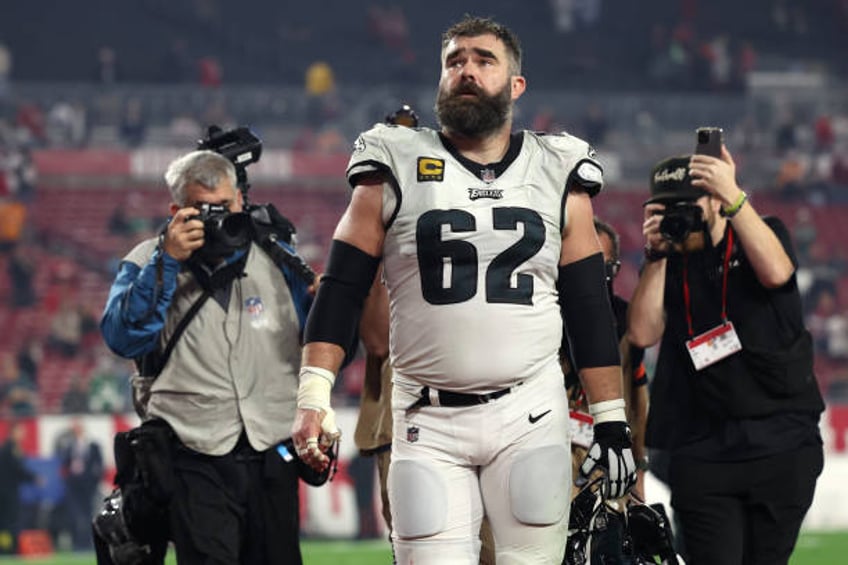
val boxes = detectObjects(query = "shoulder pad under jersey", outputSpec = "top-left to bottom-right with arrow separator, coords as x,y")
538,131 -> 604,197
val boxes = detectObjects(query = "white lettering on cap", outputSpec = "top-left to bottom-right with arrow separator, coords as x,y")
653,166 -> 687,184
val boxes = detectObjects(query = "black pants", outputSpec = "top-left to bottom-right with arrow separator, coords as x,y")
168,435 -> 302,565
670,444 -> 822,565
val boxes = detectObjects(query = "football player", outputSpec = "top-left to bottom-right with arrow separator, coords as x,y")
293,16 -> 635,564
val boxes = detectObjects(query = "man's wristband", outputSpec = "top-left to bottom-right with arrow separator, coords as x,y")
643,245 -> 668,263
588,398 -> 627,424
721,190 -> 748,218
297,366 -> 335,411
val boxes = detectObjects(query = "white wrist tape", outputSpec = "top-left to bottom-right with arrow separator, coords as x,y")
588,398 -> 627,424
297,366 -> 339,435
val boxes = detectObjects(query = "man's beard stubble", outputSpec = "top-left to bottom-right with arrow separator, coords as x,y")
435,80 -> 512,138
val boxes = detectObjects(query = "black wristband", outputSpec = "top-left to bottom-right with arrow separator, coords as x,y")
643,246 -> 668,263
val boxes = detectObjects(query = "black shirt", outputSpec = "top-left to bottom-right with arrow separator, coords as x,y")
646,216 -> 823,460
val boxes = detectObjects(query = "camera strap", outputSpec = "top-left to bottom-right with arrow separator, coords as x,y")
135,289 -> 212,379
682,228 -> 743,370
682,227 -> 734,336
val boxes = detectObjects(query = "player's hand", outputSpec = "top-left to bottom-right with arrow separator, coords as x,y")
163,207 -> 204,261
579,421 -> 637,499
292,407 -> 340,473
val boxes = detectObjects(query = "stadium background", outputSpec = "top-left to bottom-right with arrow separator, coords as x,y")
0,0 -> 847,560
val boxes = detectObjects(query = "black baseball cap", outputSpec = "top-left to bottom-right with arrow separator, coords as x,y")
645,155 -> 709,205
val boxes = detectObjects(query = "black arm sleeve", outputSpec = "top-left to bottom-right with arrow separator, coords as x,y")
558,253 -> 621,369
304,240 -> 381,360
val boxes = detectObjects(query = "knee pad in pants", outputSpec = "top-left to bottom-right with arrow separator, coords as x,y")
509,445 -> 570,525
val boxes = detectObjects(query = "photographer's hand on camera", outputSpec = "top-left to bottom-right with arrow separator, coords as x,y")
689,145 -> 744,214
162,207 -> 204,261
642,202 -> 671,262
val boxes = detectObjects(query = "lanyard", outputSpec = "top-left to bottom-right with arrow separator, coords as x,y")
682,228 -> 733,337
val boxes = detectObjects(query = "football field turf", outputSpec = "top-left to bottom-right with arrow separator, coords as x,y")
1,533 -> 847,563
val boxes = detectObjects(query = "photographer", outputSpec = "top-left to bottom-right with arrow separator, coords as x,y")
99,149 -> 316,564
628,144 -> 824,564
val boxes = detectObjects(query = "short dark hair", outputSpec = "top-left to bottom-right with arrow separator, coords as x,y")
442,15 -> 522,75
594,217 -> 620,263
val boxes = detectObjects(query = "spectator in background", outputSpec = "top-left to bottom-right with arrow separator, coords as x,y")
7,243 -> 36,308
732,39 -> 757,89
775,109 -> 799,155
95,46 -> 119,84
792,206 -> 817,263
118,98 -> 147,148
581,101 -> 609,146
16,337 -> 42,388
87,351 -> 131,414
304,60 -> 341,129
814,114 -> 835,154
55,419 -> 103,551
108,193 -> 153,239
0,353 -> 37,417
61,373 -> 90,415
198,56 -> 222,87
46,100 -> 88,147
47,297 -> 85,358
0,421 -> 38,554
775,150 -> 809,201
368,3 -> 416,78
15,103 -> 46,147
0,42 -> 11,100
3,144 -> 37,203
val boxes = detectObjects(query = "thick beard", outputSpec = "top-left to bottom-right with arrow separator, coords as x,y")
435,81 -> 512,138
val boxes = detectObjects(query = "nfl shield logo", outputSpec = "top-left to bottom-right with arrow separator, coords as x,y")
406,426 -> 419,443
480,168 -> 496,184
245,296 -> 264,319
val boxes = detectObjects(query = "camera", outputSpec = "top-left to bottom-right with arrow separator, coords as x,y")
658,201 -> 705,244
190,203 -> 253,261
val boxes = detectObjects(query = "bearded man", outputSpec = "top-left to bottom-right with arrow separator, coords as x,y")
291,15 -> 635,565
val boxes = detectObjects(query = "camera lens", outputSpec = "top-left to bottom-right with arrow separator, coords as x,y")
659,215 -> 691,243
698,130 -> 709,144
659,203 -> 705,244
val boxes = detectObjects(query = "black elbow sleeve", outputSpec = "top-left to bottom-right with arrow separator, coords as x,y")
304,240 -> 381,357
558,253 -> 620,370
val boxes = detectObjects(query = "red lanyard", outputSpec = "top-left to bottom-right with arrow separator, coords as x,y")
682,228 -> 733,337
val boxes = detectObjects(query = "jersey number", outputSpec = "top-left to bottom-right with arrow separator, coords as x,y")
416,207 -> 545,305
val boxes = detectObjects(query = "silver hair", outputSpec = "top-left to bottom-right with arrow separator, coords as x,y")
164,150 -> 237,205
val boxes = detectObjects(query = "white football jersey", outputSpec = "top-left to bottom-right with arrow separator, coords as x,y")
347,124 -> 602,393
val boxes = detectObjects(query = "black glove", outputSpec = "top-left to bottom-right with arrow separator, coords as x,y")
579,421 -> 637,499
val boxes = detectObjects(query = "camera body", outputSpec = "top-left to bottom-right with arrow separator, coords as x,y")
190,203 -> 253,262
198,126 -> 261,167
657,201 -> 705,244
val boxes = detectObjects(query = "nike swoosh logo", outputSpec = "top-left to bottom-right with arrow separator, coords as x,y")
528,409 -> 552,424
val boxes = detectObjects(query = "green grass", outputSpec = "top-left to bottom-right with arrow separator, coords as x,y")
2,533 -> 847,564
790,531 -> 848,565
0,539 -> 394,564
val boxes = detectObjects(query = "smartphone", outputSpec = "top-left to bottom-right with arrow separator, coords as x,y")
695,127 -> 723,157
